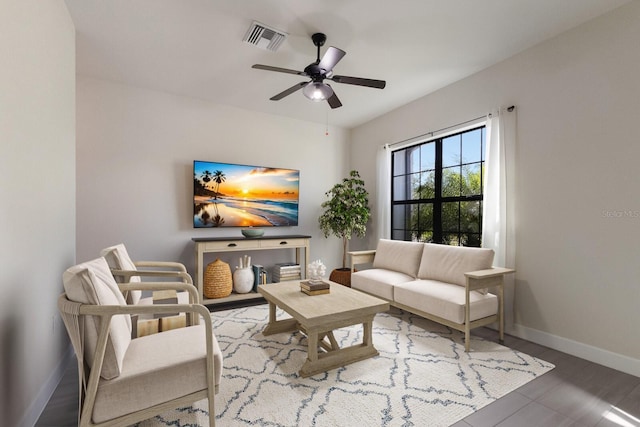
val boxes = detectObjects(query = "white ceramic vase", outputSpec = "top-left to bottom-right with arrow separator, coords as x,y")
233,267 -> 254,294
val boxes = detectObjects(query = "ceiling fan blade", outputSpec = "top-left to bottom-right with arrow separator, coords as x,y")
327,90 -> 342,109
252,64 -> 306,76
270,82 -> 309,101
330,74 -> 386,89
318,46 -> 346,73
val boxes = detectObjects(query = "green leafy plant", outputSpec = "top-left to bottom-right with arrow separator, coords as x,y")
318,170 -> 371,268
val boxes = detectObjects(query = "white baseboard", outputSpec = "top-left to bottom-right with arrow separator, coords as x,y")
18,345 -> 74,427
510,323 -> 640,378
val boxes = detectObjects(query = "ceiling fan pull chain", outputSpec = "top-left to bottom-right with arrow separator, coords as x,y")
326,109 -> 330,136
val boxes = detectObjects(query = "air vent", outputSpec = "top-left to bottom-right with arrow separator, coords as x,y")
243,21 -> 288,52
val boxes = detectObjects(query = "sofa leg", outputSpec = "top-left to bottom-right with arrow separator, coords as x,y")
464,329 -> 470,352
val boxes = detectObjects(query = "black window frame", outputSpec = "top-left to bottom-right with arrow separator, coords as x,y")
390,126 -> 486,247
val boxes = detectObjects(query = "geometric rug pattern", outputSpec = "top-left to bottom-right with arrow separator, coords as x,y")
135,304 -> 554,427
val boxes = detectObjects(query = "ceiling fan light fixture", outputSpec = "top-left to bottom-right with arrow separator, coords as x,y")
303,82 -> 333,101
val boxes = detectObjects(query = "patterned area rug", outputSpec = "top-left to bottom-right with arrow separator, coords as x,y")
136,304 -> 554,427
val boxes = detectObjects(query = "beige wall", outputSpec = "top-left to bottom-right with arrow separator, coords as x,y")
0,1 -> 76,426
75,77 -> 351,277
350,2 -> 640,375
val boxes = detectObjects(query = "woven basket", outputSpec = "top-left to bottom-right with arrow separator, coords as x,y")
204,259 -> 233,298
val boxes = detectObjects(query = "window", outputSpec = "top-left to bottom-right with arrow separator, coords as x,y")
391,126 -> 486,246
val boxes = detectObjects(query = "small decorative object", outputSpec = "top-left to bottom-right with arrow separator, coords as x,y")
241,228 -> 265,238
233,255 -> 254,293
204,259 -> 232,298
318,170 -> 370,287
307,259 -> 327,284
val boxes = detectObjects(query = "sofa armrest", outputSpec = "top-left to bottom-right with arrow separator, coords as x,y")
464,267 -> 515,292
348,250 -> 377,272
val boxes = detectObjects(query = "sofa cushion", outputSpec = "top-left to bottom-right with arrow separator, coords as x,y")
63,257 -> 132,380
100,244 -> 142,305
372,239 -> 425,278
417,243 -> 494,287
394,279 -> 498,324
92,323 -> 223,423
351,268 -> 414,301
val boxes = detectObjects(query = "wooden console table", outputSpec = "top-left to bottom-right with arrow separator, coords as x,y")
192,235 -> 311,305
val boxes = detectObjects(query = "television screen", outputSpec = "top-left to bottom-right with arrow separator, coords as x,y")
193,160 -> 299,228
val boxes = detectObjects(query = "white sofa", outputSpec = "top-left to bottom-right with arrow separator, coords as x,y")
349,239 -> 514,351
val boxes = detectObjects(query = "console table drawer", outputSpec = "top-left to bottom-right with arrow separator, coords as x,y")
203,240 -> 260,250
260,238 -> 307,248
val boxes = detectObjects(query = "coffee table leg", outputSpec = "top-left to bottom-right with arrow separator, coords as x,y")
299,317 -> 379,378
262,302 -> 299,336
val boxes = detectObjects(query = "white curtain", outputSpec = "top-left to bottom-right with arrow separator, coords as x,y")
376,144 -> 391,241
482,107 -> 517,329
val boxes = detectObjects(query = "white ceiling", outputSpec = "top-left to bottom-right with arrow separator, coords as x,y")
64,0 -> 630,129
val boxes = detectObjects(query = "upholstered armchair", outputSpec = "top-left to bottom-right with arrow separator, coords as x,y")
59,257 -> 222,427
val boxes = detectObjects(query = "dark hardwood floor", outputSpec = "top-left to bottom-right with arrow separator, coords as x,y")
36,327 -> 640,427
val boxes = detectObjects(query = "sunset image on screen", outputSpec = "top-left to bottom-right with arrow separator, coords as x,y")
193,161 -> 299,228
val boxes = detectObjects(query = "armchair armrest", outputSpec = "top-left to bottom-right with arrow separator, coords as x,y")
117,281 -> 200,324
110,268 -> 193,284
348,250 -> 377,272
134,260 -> 187,272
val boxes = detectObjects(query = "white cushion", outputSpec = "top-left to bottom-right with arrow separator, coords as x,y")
351,268 -> 414,300
92,324 -> 223,423
100,244 -> 142,305
372,239 -> 424,278
63,257 -> 132,380
417,243 -> 494,287
394,279 -> 498,324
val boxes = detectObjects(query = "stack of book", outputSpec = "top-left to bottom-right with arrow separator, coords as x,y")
251,264 -> 268,292
300,280 -> 330,296
272,262 -> 301,282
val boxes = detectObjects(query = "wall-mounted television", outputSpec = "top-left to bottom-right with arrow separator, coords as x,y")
193,160 -> 300,228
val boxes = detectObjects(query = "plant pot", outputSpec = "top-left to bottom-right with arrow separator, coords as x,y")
329,268 -> 352,287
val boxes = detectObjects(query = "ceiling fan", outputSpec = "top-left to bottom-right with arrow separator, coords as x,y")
252,32 -> 386,109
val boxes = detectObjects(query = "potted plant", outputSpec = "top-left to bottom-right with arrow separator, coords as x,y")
318,170 -> 371,286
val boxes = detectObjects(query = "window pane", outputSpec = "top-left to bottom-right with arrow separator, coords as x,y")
408,146 -> 421,173
461,128 -> 482,164
392,175 -> 408,201
442,167 -> 461,197
460,201 -> 480,232
420,143 -> 435,170
417,171 -> 435,199
442,233 -> 461,246
442,202 -> 459,232
461,163 -> 482,196
393,151 -> 406,176
392,204 -> 407,229
410,172 -> 422,200
442,134 -> 461,167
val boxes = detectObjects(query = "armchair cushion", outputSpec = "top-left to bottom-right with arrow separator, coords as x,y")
100,243 -> 142,305
92,323 -> 223,423
417,243 -> 494,287
372,239 -> 424,278
62,257 -> 132,380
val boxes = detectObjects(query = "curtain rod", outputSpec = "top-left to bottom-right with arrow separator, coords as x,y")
387,105 -> 515,148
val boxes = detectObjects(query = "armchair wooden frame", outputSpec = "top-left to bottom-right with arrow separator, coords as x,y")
58,284 -> 217,427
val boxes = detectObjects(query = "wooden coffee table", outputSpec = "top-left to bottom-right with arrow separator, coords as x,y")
258,281 -> 389,377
